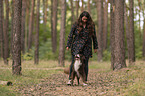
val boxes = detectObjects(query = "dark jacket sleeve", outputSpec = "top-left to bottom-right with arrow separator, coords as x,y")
66,24 -> 76,48
92,26 -> 98,49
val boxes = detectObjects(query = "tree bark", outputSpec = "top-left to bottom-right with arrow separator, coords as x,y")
25,0 -> 30,52
10,0 -> 14,55
70,0 -> 75,25
124,3 -> 130,63
12,0 -> 22,75
128,0 -> 135,65
21,0 -> 26,54
75,0 -> 79,19
138,0 -> 141,40
42,0 -> 48,41
81,0 -> 84,12
87,0 -> 91,14
143,19 -> 145,58
3,0 -> 9,64
110,0 -> 115,70
51,0 -> 53,50
34,0 -> 40,64
143,0 -> 145,58
28,0 -> 35,51
113,0 -> 126,70
97,0 -> 103,62
103,0 -> 108,50
51,0 -> 58,53
0,0 -> 4,59
43,0 -> 46,29
59,0 -> 66,67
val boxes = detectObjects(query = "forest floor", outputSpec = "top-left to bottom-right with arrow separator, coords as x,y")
0,60 -> 145,96
16,66 -> 145,96
17,69 -> 131,96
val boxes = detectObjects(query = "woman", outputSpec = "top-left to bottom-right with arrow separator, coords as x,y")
66,11 -> 98,85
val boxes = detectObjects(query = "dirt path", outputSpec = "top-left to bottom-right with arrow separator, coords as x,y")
17,69 -> 131,96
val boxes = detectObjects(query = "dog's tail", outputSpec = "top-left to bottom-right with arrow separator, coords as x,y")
64,67 -> 70,74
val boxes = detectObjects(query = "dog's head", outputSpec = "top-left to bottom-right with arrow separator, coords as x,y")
74,54 -> 85,61
75,54 -> 80,60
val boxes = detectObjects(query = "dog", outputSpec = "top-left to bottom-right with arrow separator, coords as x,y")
64,67 -> 70,74
71,54 -> 87,86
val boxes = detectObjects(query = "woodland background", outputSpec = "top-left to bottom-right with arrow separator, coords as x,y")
0,0 -> 145,74
0,0 -> 145,95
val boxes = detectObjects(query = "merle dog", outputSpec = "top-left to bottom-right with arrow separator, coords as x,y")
71,54 -> 87,86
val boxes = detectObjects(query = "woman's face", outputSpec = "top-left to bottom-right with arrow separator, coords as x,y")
82,16 -> 88,23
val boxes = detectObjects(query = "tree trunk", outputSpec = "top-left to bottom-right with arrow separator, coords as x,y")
28,0 -> 35,51
10,0 -> 14,55
97,0 -> 103,62
143,19 -> 145,58
34,0 -> 40,64
128,0 -> 135,65
75,0 -> 79,18
3,0 -> 9,64
81,0 -> 84,12
110,0 -> 115,70
0,0 -> 4,59
70,0 -> 75,25
113,0 -> 126,70
25,0 -> 30,52
43,0 -> 46,29
87,0 -> 91,14
143,0 -> 145,58
42,0 -> 48,42
51,0 -> 53,50
59,0 -> 66,67
124,3 -> 130,63
103,0 -> 108,50
21,0 -> 26,54
138,0 -> 141,40
51,0 -> 58,53
45,0 -> 48,26
12,0 -> 22,75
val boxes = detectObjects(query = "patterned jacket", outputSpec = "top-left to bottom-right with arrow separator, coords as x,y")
66,23 -> 98,58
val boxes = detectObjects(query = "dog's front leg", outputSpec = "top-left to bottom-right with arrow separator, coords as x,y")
82,65 -> 87,85
71,71 -> 75,86
76,76 -> 80,85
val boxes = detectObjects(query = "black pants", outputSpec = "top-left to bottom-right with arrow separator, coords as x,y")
69,55 -> 89,81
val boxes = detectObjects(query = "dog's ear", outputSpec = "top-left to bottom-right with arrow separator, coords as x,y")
79,54 -> 83,57
82,56 -> 85,60
80,54 -> 85,60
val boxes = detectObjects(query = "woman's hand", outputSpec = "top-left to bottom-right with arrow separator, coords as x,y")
66,47 -> 69,50
94,49 -> 97,53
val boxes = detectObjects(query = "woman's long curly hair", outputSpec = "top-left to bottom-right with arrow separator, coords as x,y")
76,11 -> 95,37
